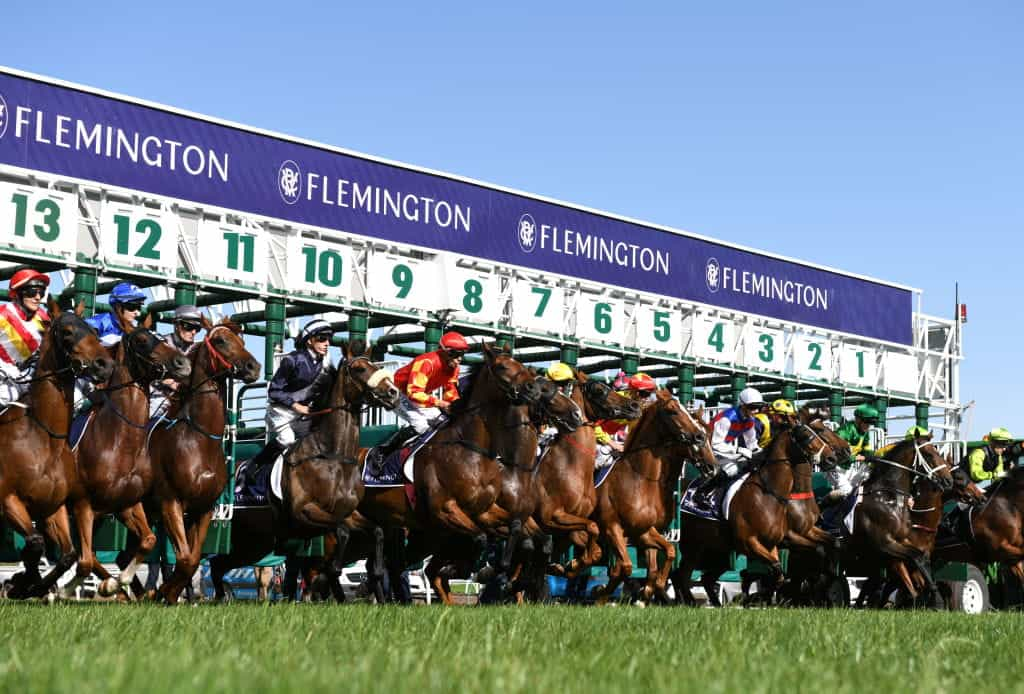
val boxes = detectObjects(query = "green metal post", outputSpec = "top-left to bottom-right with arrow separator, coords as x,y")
424,323 -> 442,352
72,268 -> 98,317
730,375 -> 746,405
829,391 -> 844,425
348,309 -> 369,349
781,382 -> 797,402
677,364 -> 695,404
560,344 -> 579,367
174,283 -> 197,308
496,333 -> 515,353
875,397 -> 889,432
915,402 -> 930,429
622,355 -> 639,376
264,298 -> 286,381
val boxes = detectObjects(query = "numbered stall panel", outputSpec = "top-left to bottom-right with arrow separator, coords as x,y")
693,317 -> 737,363
100,203 -> 177,273
512,280 -> 565,335
634,305 -> 683,355
794,335 -> 834,381
286,235 -> 353,299
883,352 -> 919,394
743,327 -> 786,373
576,295 -> 625,344
839,345 -> 877,388
445,265 -> 502,324
366,251 -> 442,312
0,184 -> 78,260
197,219 -> 267,289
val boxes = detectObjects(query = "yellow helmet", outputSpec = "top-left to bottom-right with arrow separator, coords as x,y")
769,399 -> 796,416
546,362 -> 575,382
988,427 -> 1013,444
905,425 -> 930,439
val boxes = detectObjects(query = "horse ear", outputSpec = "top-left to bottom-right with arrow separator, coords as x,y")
73,300 -> 86,317
48,297 -> 63,318
482,342 -> 496,360
502,342 -> 512,354
200,313 -> 213,331
575,369 -> 586,383
141,311 -> 155,330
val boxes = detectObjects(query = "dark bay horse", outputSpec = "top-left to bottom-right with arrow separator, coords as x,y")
0,301 -> 114,598
592,390 -> 715,603
536,370 -> 639,577
149,317 -> 260,603
208,340 -> 400,601
66,315 -> 191,598
783,410 -> 851,552
672,422 -> 839,606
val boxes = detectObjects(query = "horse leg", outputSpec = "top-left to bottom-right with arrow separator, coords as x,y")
114,503 -> 158,600
436,498 -> 489,537
370,526 -> 386,604
36,507 -> 79,598
700,554 -> 729,607
739,536 -> 784,598
670,552 -> 700,606
424,556 -> 453,605
64,498 -> 97,599
2,495 -> 45,597
594,522 -> 632,604
158,498 -> 192,604
546,510 -> 602,577
500,519 -> 523,574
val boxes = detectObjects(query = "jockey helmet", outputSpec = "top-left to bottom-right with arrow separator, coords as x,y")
629,373 -> 656,392
546,362 -> 574,383
737,387 -> 765,408
769,399 -> 796,416
174,304 -> 202,323
109,282 -> 147,306
439,331 -> 469,352
612,371 -> 631,391
8,269 -> 50,299
297,318 -> 333,347
988,427 -> 1013,444
854,403 -> 879,423
905,425 -> 930,439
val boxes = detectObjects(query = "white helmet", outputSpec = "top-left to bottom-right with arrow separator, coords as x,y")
737,387 -> 765,407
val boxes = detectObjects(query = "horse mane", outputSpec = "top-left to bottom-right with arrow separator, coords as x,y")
622,396 -> 661,451
217,318 -> 244,334
447,362 -> 483,417
882,438 -> 918,460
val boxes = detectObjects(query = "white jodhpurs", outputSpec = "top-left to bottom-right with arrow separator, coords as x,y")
393,394 -> 442,435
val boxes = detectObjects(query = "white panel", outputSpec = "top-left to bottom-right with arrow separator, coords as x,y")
576,296 -> 625,343
443,266 -> 502,323
196,219 -> 267,288
794,336 -> 834,380
366,251 -> 441,311
100,202 -> 177,273
743,327 -> 785,373
839,345 -> 877,387
883,352 -> 919,394
693,316 -> 736,362
286,235 -> 353,299
0,183 -> 78,259
512,280 -> 564,334
635,305 -> 683,354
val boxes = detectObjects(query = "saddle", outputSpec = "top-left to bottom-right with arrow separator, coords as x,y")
234,456 -> 281,506
363,424 -> 443,487
680,473 -> 749,521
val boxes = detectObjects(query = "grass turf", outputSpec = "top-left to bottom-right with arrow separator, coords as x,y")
0,603 -> 1012,693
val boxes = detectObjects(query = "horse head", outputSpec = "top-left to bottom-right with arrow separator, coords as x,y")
786,422 -> 840,470
800,417 -> 849,470
338,338 -> 401,410
577,370 -> 641,421
480,343 -> 541,405
197,316 -> 261,383
646,390 -> 716,475
534,377 -> 584,432
122,313 -> 191,383
885,437 -> 954,492
47,299 -> 114,384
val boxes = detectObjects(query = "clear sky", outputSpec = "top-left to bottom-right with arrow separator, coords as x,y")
1,1 -> 1020,439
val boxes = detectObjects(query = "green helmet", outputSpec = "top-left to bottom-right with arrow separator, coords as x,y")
905,425 -> 930,440
854,404 -> 879,423
989,427 -> 1013,444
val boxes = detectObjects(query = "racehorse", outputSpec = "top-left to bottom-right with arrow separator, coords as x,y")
66,315 -> 191,597
356,344 -> 543,605
0,300 -> 114,598
535,370 -> 639,578
149,317 -> 260,603
672,422 -> 839,606
208,340 -> 400,602
843,437 -> 955,602
591,390 -> 715,604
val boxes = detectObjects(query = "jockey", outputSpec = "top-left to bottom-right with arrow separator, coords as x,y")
539,362 -> 576,448
370,331 -> 467,469
86,282 -> 147,347
246,319 -> 335,474
754,399 -> 796,448
592,373 -> 653,468
627,373 -> 657,404
824,403 -> 879,503
969,427 -> 1018,490
150,305 -> 202,417
0,269 -> 51,407
710,387 -> 765,477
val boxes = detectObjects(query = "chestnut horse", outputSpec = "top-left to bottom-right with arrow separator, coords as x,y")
66,316 -> 191,598
208,340 -> 400,601
536,370 -> 639,578
149,317 -> 260,603
591,390 -> 716,603
0,301 -> 114,598
672,422 -> 839,606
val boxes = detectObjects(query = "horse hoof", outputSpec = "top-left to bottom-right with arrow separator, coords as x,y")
98,578 -> 119,597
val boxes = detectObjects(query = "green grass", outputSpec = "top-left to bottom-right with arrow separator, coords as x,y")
0,603 -> 1016,693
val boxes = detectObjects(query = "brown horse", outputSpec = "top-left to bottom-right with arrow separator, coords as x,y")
536,370 -> 639,578
0,300 -> 114,598
149,317 -> 260,603
66,316 -> 191,598
591,390 -> 716,603
672,422 -> 839,606
356,344 -> 543,604
783,411 -> 851,552
208,340 -> 400,601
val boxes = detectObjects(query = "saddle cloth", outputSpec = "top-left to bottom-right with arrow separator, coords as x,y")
817,487 -> 863,537
69,410 -> 97,451
679,473 -> 749,521
594,458 -> 618,489
235,456 -> 284,507
363,426 -> 442,488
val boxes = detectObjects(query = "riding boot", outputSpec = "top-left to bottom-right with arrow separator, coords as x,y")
695,471 -> 722,509
371,425 -> 417,474
245,439 -> 286,484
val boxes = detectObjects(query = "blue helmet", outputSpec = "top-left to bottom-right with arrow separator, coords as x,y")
108,282 -> 147,306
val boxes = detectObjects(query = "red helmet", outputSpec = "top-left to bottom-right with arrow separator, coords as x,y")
629,374 -> 657,392
8,269 -> 50,299
439,331 -> 469,351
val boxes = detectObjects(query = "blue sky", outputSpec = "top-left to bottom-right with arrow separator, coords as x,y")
2,2 -> 1020,439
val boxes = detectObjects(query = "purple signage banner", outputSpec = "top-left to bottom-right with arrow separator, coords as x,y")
0,69 -> 913,344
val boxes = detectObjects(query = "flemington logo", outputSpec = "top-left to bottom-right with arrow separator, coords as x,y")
0,93 -> 8,140
705,256 -> 830,311
705,258 -> 721,293
278,160 -> 301,205
517,214 -> 537,253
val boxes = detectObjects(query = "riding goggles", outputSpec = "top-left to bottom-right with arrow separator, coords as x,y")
121,302 -> 144,312
177,321 -> 202,332
445,349 -> 466,359
19,287 -> 47,298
